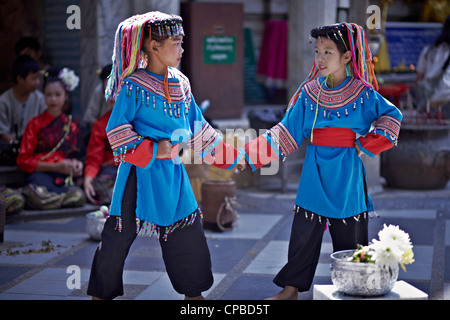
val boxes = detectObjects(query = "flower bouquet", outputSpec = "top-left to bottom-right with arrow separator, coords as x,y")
350,224 -> 415,271
330,224 -> 414,296
86,205 -> 109,241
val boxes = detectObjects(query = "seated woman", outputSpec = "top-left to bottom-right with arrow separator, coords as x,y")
83,98 -> 116,205
415,15 -> 450,117
16,67 -> 85,209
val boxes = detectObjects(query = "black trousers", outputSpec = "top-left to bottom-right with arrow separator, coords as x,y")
87,166 -> 213,299
273,208 -> 368,291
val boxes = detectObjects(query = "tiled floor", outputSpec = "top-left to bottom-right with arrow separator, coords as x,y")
0,206 -> 446,300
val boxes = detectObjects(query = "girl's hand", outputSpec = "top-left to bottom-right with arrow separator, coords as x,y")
156,139 -> 173,159
71,159 -> 83,177
55,159 -> 75,175
55,159 -> 83,176
235,159 -> 249,173
355,142 -> 363,157
83,176 -> 97,204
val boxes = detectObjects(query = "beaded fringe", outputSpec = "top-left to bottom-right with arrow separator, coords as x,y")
293,205 -> 378,229
115,207 -> 203,241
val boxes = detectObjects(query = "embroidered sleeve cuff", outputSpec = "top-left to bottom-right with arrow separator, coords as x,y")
188,121 -> 222,159
268,123 -> 298,158
107,123 -> 140,151
373,115 -> 401,142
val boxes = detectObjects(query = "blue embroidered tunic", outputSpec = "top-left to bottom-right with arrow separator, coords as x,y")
106,67 -> 240,239
242,76 -> 403,219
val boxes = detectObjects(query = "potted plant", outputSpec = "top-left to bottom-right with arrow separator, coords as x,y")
330,224 -> 414,296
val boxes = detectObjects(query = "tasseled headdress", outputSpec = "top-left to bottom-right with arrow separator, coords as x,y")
287,22 -> 378,110
105,11 -> 184,101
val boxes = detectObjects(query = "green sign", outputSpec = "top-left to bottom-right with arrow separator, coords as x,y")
204,36 -> 236,64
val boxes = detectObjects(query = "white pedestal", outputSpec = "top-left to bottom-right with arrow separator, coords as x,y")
313,281 -> 428,300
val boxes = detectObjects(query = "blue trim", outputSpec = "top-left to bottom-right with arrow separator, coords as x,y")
239,147 -> 256,171
225,148 -> 245,170
355,139 -> 375,158
144,141 -> 158,170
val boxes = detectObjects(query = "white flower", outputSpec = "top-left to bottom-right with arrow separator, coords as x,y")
351,224 -> 415,271
378,225 -> 413,254
377,224 -> 412,252
59,68 -> 79,91
369,238 -> 403,270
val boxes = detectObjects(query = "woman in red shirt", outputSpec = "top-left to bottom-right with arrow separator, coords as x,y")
17,66 -> 85,208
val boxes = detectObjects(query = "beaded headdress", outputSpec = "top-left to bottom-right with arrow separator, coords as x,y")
288,22 -> 378,110
105,11 -> 184,101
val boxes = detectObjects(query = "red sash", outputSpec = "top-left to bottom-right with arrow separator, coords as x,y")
311,128 -> 356,147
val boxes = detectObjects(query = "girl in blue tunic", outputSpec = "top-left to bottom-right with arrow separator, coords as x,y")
87,12 -> 241,300
239,23 -> 403,299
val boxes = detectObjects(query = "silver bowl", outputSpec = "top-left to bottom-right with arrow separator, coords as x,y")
330,249 -> 399,296
86,214 -> 107,241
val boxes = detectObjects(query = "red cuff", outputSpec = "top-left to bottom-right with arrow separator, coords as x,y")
358,133 -> 393,156
124,139 -> 156,168
244,135 -> 279,170
204,140 -> 240,170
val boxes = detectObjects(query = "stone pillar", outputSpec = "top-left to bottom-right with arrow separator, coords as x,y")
287,0 -> 337,98
80,0 -> 98,116
349,0 -> 382,194
349,0 -> 369,28
97,0 -> 180,68
80,0 -> 179,121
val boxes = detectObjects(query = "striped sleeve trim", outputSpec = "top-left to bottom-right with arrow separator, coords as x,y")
374,115 -> 401,141
189,122 -> 220,157
268,123 -> 298,157
107,124 -> 139,150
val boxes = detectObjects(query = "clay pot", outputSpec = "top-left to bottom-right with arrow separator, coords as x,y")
381,125 -> 450,190
201,179 -> 237,231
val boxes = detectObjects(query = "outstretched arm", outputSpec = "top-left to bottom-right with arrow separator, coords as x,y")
187,94 -> 243,170
239,94 -> 304,172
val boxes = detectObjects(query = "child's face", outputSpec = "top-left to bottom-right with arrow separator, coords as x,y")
17,71 -> 41,93
150,36 -> 184,68
315,37 -> 351,79
44,81 -> 67,112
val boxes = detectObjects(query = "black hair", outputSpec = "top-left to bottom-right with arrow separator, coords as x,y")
434,15 -> 450,47
11,54 -> 41,83
310,24 -> 356,54
143,24 -> 166,46
43,66 -> 65,91
15,36 -> 41,56
141,16 -> 185,51
100,64 -> 112,81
